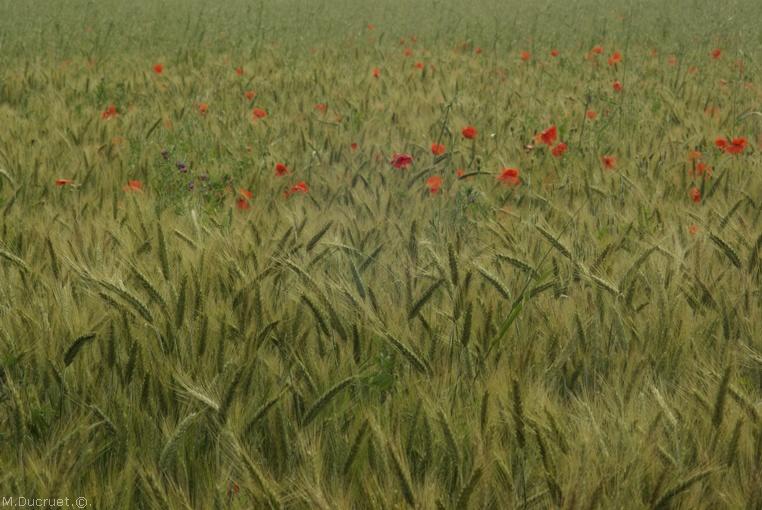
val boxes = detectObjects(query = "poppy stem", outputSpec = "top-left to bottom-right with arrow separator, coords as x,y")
578,90 -> 592,147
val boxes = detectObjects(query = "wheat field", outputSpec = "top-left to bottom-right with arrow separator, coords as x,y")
0,0 -> 761,508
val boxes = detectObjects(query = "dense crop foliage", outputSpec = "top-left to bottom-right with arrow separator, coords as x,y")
1,0 -> 761,508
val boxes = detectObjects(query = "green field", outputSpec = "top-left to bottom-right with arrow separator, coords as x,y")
1,1 -> 761,508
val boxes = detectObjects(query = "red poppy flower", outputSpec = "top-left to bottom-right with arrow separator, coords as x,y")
252,108 -> 267,119
426,175 -> 443,194
350,143 -> 358,151
404,48 -> 413,57
391,153 -> 414,169
101,104 -> 118,120
607,51 -> 622,66
153,63 -> 163,74
586,110 -> 598,120
198,103 -> 209,114
716,136 -> 747,154
455,168 -> 465,177
612,80 -> 623,92
367,23 -> 375,30
601,155 -> 617,170
235,66 -> 244,76
372,67 -> 381,78
687,150 -> 702,161
726,137 -> 747,154
667,55 -> 678,66
239,189 -> 253,200
475,47 -> 482,55
711,48 -> 722,59
497,167 -> 521,186
592,45 -> 604,55
551,143 -> 568,157
285,181 -> 309,198
123,180 -> 143,192
689,187 -> 701,204
244,90 -> 256,101
236,197 -> 250,210
725,143 -> 743,154
539,125 -> 557,146
431,143 -> 445,156
550,49 -> 560,57
520,51 -> 531,61
55,179 -> 74,187
415,62 -> 425,70
688,224 -> 699,236
462,125 -> 477,139
275,163 -> 289,176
